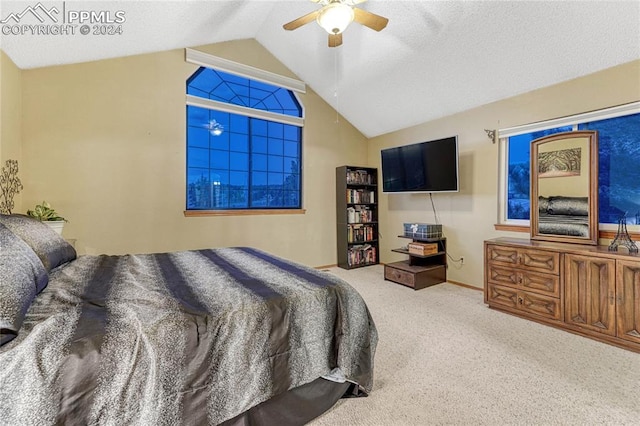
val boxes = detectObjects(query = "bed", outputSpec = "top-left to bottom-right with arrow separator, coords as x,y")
0,214 -> 378,425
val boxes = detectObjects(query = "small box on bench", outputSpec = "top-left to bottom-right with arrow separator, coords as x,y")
403,223 -> 442,239
408,242 -> 439,256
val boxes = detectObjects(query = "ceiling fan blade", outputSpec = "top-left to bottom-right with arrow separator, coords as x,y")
328,33 -> 343,47
283,10 -> 320,31
353,7 -> 389,32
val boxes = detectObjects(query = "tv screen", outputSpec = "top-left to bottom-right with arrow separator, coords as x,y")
381,136 -> 459,193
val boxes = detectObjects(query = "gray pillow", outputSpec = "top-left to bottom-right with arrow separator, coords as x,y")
547,196 -> 589,217
538,196 -> 550,214
0,214 -> 76,278
0,223 -> 48,346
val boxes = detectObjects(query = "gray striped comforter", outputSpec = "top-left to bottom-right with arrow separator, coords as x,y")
0,247 -> 377,425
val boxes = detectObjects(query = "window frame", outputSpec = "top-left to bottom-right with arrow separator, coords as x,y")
184,49 -> 306,215
497,101 -> 640,232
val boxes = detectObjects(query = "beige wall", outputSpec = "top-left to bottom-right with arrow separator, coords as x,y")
369,59 -> 640,288
12,41 -> 640,279
537,135 -> 590,198
20,39 -> 368,266
0,50 -> 23,212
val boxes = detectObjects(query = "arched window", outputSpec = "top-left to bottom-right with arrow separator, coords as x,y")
186,64 -> 303,211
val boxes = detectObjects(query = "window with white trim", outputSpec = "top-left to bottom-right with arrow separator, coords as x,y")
498,102 -> 640,228
185,50 -> 305,211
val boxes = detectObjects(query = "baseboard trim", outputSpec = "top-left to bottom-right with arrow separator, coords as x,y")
315,264 -> 337,270
446,279 -> 482,291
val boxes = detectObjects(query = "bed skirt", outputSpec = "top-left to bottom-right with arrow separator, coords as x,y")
222,377 -> 359,426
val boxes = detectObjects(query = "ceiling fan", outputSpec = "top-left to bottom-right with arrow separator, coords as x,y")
283,0 -> 389,47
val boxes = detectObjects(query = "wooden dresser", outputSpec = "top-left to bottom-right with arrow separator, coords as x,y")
485,237 -> 640,353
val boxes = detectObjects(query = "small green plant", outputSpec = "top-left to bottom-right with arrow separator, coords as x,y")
27,201 -> 67,222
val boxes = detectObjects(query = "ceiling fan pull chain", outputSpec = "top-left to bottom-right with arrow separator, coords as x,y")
334,47 -> 340,124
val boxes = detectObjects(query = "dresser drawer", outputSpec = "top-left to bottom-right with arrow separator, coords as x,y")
487,264 -> 560,297
486,283 -> 519,310
486,244 -> 560,275
487,283 -> 561,321
520,291 -> 561,321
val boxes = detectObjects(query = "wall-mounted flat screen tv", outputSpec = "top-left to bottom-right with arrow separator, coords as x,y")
381,136 -> 459,193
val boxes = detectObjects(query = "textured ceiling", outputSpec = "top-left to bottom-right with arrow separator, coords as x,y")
1,0 -> 639,138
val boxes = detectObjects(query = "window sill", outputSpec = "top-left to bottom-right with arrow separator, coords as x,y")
184,209 -> 306,217
494,224 -> 529,233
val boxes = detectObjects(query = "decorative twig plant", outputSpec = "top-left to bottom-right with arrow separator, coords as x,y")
0,159 -> 23,214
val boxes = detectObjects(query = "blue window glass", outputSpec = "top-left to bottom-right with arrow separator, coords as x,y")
268,156 -> 284,173
230,152 -> 248,170
268,122 -> 284,137
210,133 -> 229,151
188,147 -> 209,169
285,157 -> 300,174
268,139 -> 284,156
187,127 -> 208,149
230,133 -> 249,153
186,66 -> 302,210
284,125 -> 300,141
506,113 -> 640,225
507,126 -> 573,220
253,136 -> 268,154
187,68 -> 302,118
284,141 -> 299,158
252,172 -> 267,186
252,154 -> 268,172
230,115 -> 249,133
578,113 -> 640,224
252,120 -> 268,136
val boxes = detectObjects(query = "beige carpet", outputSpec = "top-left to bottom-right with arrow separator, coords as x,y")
310,265 -> 640,425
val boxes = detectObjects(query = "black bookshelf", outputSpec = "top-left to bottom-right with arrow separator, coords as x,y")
336,166 -> 379,269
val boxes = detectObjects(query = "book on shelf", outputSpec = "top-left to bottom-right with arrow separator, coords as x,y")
348,224 -> 375,243
347,244 -> 377,266
346,189 -> 376,204
346,169 -> 375,185
347,205 -> 374,224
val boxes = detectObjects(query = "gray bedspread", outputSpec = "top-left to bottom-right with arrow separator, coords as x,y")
0,247 -> 377,425
538,213 -> 589,237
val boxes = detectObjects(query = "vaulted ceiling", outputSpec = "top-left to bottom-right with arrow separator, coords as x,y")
1,0 -> 639,137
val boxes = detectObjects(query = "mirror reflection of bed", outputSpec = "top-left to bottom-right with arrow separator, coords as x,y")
538,195 -> 589,236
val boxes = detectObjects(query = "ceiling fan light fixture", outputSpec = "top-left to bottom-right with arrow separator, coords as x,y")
206,119 -> 224,136
317,3 -> 354,35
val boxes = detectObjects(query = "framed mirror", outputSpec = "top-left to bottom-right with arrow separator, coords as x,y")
530,131 -> 598,245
